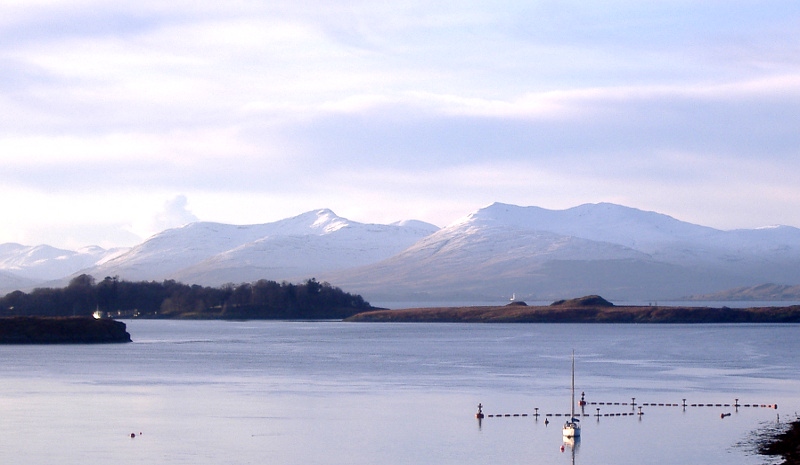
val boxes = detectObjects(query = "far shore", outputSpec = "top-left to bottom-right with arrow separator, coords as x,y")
345,296 -> 800,323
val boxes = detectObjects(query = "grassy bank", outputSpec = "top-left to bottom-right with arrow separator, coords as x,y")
345,296 -> 800,323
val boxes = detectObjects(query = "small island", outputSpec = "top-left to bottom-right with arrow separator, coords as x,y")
0,316 -> 131,344
345,295 -> 800,323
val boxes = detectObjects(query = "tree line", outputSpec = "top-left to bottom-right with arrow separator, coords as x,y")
0,275 -> 373,319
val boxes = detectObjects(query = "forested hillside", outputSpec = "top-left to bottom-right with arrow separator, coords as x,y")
0,275 -> 372,319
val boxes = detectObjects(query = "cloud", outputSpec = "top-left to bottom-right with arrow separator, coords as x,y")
148,195 -> 199,234
2,1 -> 800,248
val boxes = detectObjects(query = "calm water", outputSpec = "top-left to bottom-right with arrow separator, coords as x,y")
2,321 -> 798,465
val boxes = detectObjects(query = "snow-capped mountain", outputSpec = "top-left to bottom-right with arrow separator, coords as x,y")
81,209 -> 440,285
4,202 -> 800,302
0,243 -> 127,282
0,243 -> 128,294
321,202 -> 800,302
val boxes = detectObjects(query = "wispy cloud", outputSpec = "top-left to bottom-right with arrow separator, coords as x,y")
2,0 -> 799,248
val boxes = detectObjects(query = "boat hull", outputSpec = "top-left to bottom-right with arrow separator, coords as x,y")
563,421 -> 581,438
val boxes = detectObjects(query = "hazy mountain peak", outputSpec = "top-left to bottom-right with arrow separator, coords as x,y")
0,243 -> 123,284
390,219 -> 440,233
0,243 -> 26,254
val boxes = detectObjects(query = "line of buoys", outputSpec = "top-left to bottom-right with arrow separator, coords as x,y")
476,398 -> 777,420
485,411 -> 632,418
586,400 -> 776,409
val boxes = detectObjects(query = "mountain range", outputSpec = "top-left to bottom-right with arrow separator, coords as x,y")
3,202 -> 800,303
0,243 -> 126,284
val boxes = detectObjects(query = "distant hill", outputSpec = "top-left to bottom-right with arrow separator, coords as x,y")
551,295 -> 615,307
688,283 -> 800,301
0,270 -> 40,295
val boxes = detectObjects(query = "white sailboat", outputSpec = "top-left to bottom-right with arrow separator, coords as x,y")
563,350 -> 581,438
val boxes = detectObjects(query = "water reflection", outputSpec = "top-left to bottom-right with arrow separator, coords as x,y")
562,436 -> 580,464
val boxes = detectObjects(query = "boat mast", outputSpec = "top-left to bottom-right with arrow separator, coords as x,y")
571,350 -> 575,419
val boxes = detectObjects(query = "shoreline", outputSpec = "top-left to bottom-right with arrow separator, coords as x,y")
0,316 -> 132,344
345,297 -> 800,323
760,419 -> 800,465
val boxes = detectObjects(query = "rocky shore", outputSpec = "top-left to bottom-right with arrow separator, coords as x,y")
760,420 -> 800,465
0,316 -> 131,344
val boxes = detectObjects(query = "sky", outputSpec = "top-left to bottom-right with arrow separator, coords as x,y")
2,0 -> 799,249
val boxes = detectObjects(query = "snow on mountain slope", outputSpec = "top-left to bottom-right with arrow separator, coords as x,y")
324,214 -> 676,301
457,203 -> 800,266
716,225 -> 800,253
323,202 -> 800,302
452,202 -> 719,250
0,243 -> 128,281
5,202 -> 800,302
172,221 -> 439,285
85,209 -> 440,283
88,222 -> 280,280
